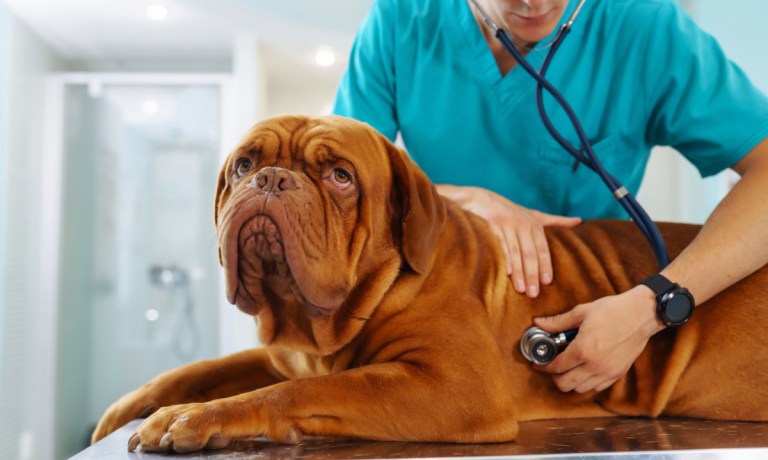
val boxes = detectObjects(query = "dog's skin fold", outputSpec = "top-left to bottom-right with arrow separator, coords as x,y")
92,115 -> 768,453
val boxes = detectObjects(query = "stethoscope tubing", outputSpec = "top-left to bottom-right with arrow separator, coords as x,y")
467,0 -> 671,362
495,24 -> 670,269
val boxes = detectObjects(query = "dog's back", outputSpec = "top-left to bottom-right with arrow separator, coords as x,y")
450,214 -> 768,422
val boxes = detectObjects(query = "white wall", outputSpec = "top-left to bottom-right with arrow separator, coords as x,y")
0,3 -> 10,437
267,76 -> 338,117
0,9 -> 66,460
637,0 -> 765,223
696,0 -> 768,93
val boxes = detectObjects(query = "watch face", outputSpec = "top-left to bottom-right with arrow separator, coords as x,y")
665,292 -> 693,324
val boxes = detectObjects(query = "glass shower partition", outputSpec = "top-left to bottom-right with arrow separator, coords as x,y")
53,76 -> 229,457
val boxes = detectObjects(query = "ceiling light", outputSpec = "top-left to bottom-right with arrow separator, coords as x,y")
146,3 -> 169,22
88,80 -> 103,98
142,100 -> 159,115
145,309 -> 160,322
315,48 -> 336,67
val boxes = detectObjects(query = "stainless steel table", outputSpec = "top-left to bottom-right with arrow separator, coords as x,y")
72,417 -> 768,459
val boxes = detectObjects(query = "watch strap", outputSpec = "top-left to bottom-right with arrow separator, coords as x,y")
640,273 -> 676,295
641,273 -> 695,327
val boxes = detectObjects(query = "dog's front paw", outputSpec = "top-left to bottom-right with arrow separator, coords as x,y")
91,390 -> 158,444
92,366 -> 208,444
129,402 -> 233,453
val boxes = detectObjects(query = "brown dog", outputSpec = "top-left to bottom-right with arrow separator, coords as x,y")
92,114 -> 768,453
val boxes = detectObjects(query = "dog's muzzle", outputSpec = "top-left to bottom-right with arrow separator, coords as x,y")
251,167 -> 298,195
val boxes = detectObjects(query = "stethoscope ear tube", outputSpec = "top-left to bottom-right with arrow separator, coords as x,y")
492,10 -> 670,270
473,2 -> 672,363
532,23 -> 670,270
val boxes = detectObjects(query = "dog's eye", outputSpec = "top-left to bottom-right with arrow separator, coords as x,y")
332,168 -> 352,186
235,158 -> 253,177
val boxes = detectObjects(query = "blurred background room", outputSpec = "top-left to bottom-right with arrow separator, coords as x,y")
0,0 -> 766,458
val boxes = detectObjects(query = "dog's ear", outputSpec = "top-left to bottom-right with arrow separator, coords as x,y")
389,145 -> 446,274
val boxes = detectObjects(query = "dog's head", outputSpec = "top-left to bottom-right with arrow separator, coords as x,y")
215,115 -> 446,353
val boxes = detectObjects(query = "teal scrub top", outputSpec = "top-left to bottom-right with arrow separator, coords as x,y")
333,0 -> 768,219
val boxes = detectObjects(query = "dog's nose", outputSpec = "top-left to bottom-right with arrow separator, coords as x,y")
251,167 -> 298,194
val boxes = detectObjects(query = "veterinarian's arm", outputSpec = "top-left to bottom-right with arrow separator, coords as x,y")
436,184 -> 581,298
533,138 -> 768,393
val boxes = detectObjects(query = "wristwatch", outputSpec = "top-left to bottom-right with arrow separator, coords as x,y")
640,273 -> 695,327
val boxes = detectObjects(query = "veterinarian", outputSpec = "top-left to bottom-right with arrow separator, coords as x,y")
333,0 -> 768,393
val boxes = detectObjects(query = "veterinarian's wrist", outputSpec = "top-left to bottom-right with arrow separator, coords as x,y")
630,285 -> 668,336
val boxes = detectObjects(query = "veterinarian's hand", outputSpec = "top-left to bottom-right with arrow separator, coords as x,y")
532,285 -> 666,393
436,184 -> 581,298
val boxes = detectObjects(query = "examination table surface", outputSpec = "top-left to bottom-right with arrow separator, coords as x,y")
74,417 -> 768,459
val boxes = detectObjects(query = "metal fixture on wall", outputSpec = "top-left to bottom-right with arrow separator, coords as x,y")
149,264 -> 200,361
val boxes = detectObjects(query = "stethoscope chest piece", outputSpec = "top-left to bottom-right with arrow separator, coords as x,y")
519,326 -> 575,365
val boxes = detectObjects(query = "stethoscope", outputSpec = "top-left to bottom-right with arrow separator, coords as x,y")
468,0 -> 670,364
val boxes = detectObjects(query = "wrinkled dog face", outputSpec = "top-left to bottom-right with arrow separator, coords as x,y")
215,115 -> 446,351
215,115 -> 397,320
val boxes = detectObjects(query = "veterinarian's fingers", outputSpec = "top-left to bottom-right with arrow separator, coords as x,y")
489,224 -> 516,281
495,225 -> 526,292
550,345 -> 613,392
553,376 -> 575,393
533,306 -> 584,334
549,364 -> 588,392
572,374 -> 612,394
533,211 -> 583,229
515,226 -> 541,297
529,211 -> 579,286
534,344 -> 584,375
531,226 -> 553,285
507,235 -> 527,293
594,377 -> 619,393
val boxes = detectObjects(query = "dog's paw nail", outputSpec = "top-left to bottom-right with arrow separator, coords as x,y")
207,433 -> 231,449
287,428 -> 302,444
127,433 -> 141,452
160,432 -> 173,449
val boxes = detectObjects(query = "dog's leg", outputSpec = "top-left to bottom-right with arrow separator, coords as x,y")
91,348 -> 286,443
128,359 -> 519,453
